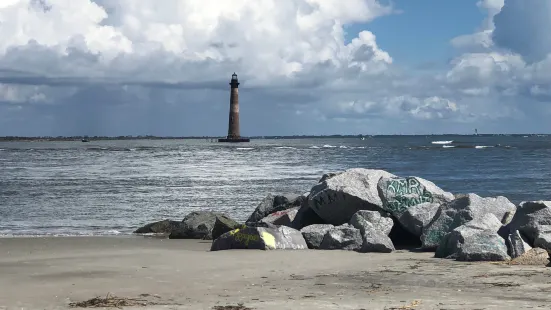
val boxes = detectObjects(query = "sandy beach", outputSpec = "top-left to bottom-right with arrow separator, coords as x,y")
1,236 -> 550,310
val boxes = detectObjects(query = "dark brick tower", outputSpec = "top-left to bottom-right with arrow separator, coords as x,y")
219,73 -> 250,142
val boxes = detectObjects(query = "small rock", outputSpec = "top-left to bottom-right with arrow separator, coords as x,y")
246,194 -> 305,224
133,219 -> 182,235
358,228 -> 395,253
396,202 -> 441,237
169,211 -> 226,239
319,224 -> 363,251
349,210 -> 393,236
505,230 -> 532,259
260,207 -> 300,227
300,224 -> 334,249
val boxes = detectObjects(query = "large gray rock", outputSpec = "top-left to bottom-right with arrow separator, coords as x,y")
506,201 -> 551,244
211,226 -> 308,251
134,219 -> 183,235
260,207 -> 300,227
169,211 -> 226,240
534,225 -> 551,253
349,210 -> 393,236
246,194 -> 305,224
396,202 -> 441,237
319,224 -> 363,250
421,194 -> 516,250
377,176 -> 454,218
212,216 -> 243,240
300,224 -> 334,249
435,214 -> 504,259
291,203 -> 326,230
505,230 -> 532,259
308,168 -> 396,225
456,232 -> 510,262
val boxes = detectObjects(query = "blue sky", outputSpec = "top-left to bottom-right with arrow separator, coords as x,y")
348,0 -> 486,66
0,0 -> 551,136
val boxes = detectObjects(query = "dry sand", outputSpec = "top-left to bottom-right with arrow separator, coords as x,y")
1,236 -> 550,310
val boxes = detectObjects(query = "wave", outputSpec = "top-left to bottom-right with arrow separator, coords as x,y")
339,146 -> 348,149
443,145 -> 455,148
0,229 -> 126,238
309,146 -> 320,149
323,145 -> 337,148
275,146 -> 296,149
236,147 -> 254,150
475,145 -> 494,149
431,140 -> 453,145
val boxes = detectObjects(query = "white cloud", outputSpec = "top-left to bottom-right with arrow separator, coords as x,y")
0,0 -> 551,136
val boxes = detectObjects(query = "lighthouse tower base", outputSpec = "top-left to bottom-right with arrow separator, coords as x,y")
218,137 -> 250,143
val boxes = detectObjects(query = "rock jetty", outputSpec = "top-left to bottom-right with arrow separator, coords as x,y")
134,168 -> 551,264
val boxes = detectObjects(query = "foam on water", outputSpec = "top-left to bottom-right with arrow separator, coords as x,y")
432,140 -> 453,145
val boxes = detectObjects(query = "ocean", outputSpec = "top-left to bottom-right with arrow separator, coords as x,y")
1,135 -> 551,237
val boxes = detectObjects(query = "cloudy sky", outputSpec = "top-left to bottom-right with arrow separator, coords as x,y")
0,0 -> 550,136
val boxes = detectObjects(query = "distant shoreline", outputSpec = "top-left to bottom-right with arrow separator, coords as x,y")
0,134 -> 548,142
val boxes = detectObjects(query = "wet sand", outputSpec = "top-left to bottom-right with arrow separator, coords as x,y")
0,236 -> 550,310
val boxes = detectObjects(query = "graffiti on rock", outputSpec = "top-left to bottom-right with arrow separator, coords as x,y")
312,191 -> 344,209
229,229 -> 260,246
385,178 -> 433,213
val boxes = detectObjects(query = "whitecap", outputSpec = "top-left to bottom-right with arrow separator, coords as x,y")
275,146 -> 296,149
236,147 -> 254,150
431,140 -> 453,145
339,146 -> 348,149
475,145 -> 493,149
443,145 -> 455,148
309,146 -> 320,149
323,145 -> 337,148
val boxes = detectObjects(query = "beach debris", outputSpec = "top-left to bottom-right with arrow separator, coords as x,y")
319,224 -> 363,251
508,248 -> 550,265
68,292 -> 157,308
245,193 -> 305,224
385,299 -> 422,310
212,216 -> 242,240
211,225 -> 307,251
133,219 -> 183,235
169,211 -> 228,240
421,193 -> 516,250
300,224 -> 334,249
212,303 -> 252,310
308,168 -> 396,225
259,207 -> 300,227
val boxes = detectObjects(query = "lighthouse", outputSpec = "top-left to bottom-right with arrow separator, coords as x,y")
218,73 -> 250,143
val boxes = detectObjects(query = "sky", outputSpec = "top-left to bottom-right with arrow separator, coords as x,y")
1,0 -> 551,137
